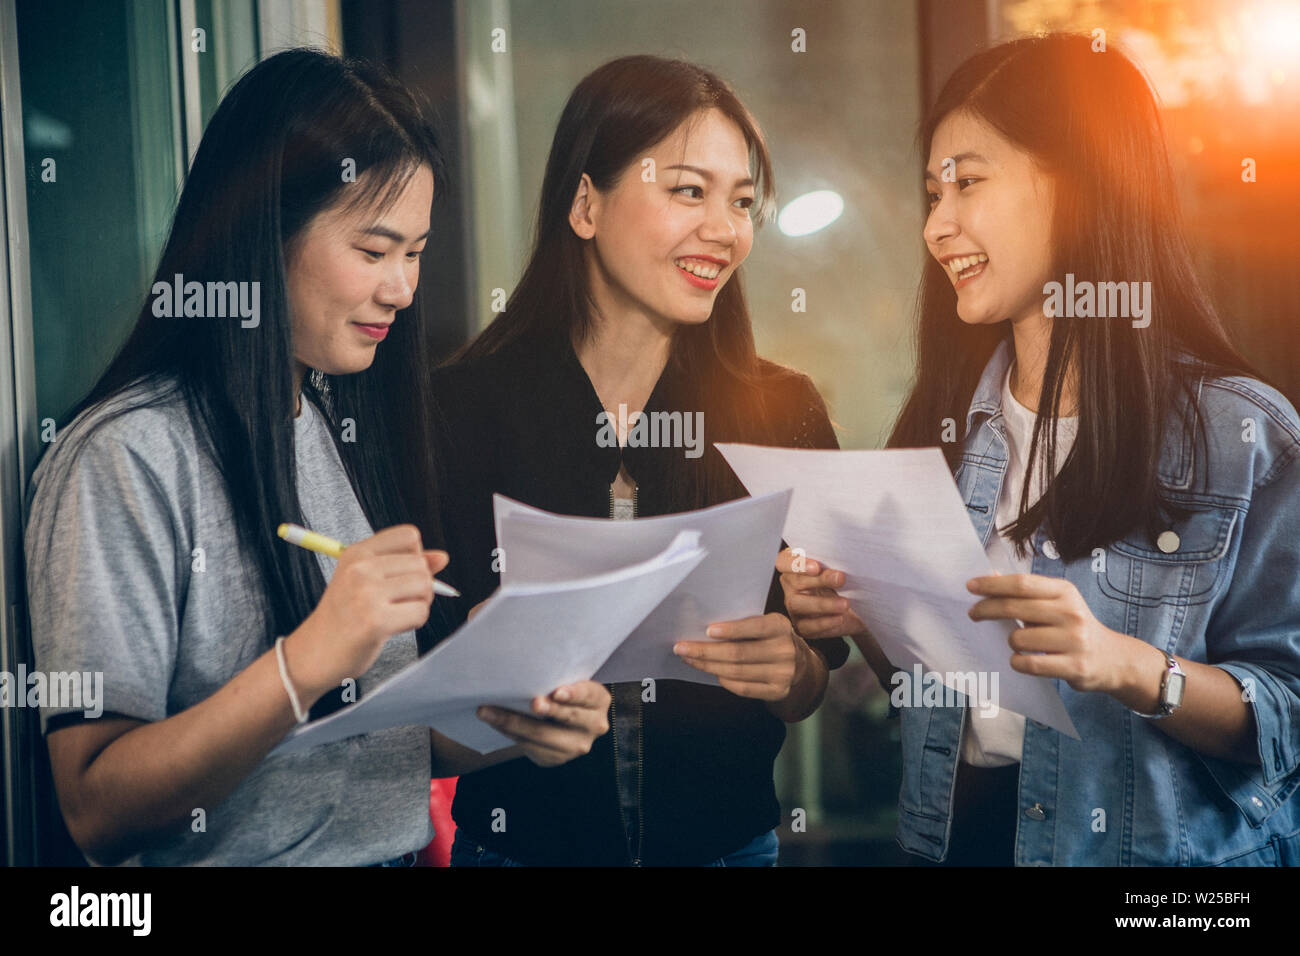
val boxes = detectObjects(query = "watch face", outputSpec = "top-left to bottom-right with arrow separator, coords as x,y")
1166,672 -> 1187,709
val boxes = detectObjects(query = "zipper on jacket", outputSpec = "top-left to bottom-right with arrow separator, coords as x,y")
632,485 -> 644,864
609,688 -> 635,864
609,482 -> 645,866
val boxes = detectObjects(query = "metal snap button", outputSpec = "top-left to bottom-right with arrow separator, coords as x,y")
1157,530 -> 1180,553
1042,540 -> 1060,560
1024,802 -> 1047,822
1251,796 -> 1264,808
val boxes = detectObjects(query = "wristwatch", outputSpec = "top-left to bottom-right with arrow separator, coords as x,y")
1131,652 -> 1186,719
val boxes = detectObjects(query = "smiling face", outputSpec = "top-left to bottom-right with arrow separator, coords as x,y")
924,111 -> 1056,329
571,107 -> 756,330
285,164 -> 433,381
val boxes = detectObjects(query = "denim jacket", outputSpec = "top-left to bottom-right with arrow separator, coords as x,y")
896,339 -> 1300,865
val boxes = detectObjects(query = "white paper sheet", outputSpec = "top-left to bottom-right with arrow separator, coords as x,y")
271,531 -> 708,756
715,443 -> 1078,738
493,489 -> 792,685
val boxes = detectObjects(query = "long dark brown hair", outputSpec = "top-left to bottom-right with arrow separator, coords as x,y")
451,54 -> 799,509
53,49 -> 450,678
890,33 -> 1264,560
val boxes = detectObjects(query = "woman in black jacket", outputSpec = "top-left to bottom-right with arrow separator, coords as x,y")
432,55 -> 849,866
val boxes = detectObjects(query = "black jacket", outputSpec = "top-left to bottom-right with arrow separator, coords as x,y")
429,325 -> 848,865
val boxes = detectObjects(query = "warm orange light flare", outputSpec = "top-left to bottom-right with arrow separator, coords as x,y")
1238,2 -> 1300,71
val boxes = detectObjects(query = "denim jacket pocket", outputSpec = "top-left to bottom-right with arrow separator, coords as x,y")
1209,840 -> 1279,866
1196,748 -> 1300,831
1097,506 -> 1239,609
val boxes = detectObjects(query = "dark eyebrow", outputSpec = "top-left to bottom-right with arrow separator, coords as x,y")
355,225 -> 431,243
663,164 -> 755,190
923,152 -> 989,183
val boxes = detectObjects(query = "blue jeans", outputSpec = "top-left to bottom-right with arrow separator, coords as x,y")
367,850 -> 419,867
705,828 -> 780,867
450,827 -> 780,867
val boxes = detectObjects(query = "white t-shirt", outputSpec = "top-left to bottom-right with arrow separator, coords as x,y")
959,361 -> 1078,767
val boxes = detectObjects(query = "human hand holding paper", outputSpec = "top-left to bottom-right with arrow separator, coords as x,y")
966,571 -> 1138,694
776,548 -> 866,640
672,611 -> 803,701
476,679 -> 611,768
457,596 -> 613,766
493,490 -> 792,687
717,443 -> 1079,738
272,530 -> 707,756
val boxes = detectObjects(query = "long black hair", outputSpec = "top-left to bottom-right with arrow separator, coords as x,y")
890,34 -> 1265,560
57,48 -> 449,666
453,54 -> 800,510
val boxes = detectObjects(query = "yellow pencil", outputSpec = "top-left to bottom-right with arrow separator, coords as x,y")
277,523 -> 460,597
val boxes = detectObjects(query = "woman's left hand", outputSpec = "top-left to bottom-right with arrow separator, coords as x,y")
967,573 -> 1135,694
477,680 -> 612,768
673,612 -> 804,701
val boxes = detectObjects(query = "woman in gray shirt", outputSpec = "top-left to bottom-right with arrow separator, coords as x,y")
25,48 -> 610,867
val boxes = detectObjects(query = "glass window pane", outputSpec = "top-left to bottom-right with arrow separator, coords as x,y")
194,0 -> 260,126
17,0 -> 182,425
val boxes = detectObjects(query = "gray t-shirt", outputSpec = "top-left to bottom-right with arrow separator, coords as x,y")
25,381 -> 433,865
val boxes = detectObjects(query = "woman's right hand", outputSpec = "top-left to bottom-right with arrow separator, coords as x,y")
48,524 -> 448,866
286,525 -> 448,703
776,547 -> 865,640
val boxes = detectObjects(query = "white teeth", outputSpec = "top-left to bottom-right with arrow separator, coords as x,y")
674,258 -> 722,280
947,253 -> 989,275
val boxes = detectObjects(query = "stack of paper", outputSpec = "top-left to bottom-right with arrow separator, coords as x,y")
493,489 -> 792,685
715,444 -> 1077,738
272,530 -> 708,756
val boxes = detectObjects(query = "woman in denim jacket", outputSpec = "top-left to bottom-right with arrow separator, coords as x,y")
780,34 -> 1300,865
